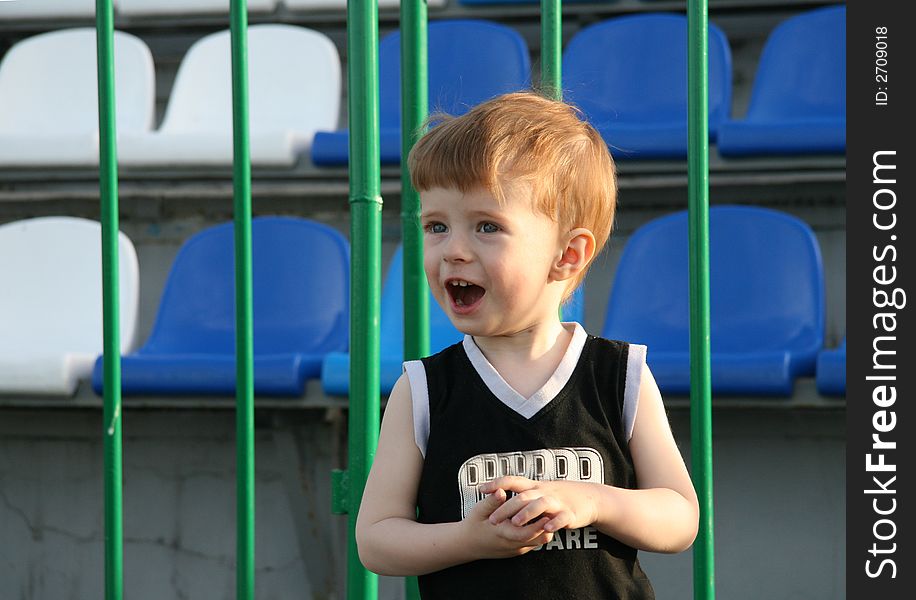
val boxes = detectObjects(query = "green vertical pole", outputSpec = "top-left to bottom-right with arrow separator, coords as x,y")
541,0 -> 564,320
687,1 -> 715,599
400,0 -> 429,362
229,2 -> 256,599
95,1 -> 122,598
400,4 -> 428,599
540,0 -> 562,100
347,1 -> 382,599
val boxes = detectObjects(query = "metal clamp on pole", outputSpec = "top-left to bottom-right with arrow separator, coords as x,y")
332,469 -> 350,515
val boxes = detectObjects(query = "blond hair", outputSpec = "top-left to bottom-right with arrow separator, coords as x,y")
408,92 -> 617,290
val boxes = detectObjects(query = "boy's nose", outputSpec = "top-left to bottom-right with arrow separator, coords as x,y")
442,232 -> 472,263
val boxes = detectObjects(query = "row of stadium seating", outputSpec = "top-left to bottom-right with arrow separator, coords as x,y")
0,207 -> 846,400
0,6 -> 846,166
0,0 -> 435,20
2,0 -> 660,20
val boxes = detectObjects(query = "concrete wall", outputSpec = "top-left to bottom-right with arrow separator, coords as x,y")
0,409 -> 346,600
0,404 -> 843,599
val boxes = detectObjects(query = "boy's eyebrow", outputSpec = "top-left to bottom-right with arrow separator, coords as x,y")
420,207 -> 506,220
466,209 -> 505,220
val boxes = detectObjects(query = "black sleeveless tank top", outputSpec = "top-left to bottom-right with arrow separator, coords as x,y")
412,334 -> 656,599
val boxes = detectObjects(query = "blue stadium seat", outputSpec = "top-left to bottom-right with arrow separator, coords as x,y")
717,5 -> 845,156
816,338 -> 845,396
93,217 -> 349,397
563,13 -> 732,159
312,20 -> 530,166
321,246 -> 585,395
602,206 -> 825,396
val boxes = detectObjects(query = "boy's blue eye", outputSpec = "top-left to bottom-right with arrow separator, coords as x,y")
479,222 -> 500,233
426,222 -> 447,234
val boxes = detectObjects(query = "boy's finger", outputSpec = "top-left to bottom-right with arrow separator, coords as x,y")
544,510 -> 574,532
488,491 -> 542,524
471,488 -> 506,519
517,531 -> 553,556
510,496 -> 557,526
497,516 -> 548,543
487,497 -> 520,524
527,529 -> 554,547
478,475 -> 534,494
519,518 -> 552,544
517,535 -> 551,554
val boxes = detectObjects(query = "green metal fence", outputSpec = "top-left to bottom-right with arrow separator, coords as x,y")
94,1 -> 714,598
687,2 -> 716,597
228,1 -> 257,598
399,1 -> 428,598
95,1 -> 122,598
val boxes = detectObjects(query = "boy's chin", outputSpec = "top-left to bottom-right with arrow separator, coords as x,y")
452,319 -> 521,340
447,318 -> 492,338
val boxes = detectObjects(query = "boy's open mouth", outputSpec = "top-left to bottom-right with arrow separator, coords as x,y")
446,279 -> 485,312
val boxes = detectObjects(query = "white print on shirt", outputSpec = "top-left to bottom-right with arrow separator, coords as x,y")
458,448 -> 604,550
531,525 -> 600,551
458,448 -> 604,551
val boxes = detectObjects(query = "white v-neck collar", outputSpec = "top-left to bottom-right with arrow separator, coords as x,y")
461,322 -> 588,419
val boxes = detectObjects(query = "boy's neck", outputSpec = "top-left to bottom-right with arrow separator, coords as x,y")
470,320 -> 574,399
471,319 -> 569,359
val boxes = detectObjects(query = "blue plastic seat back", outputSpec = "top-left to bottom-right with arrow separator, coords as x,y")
563,14 -> 731,133
141,216 -> 349,356
602,206 -> 824,357
816,336 -> 846,396
743,5 -> 845,122
379,20 -> 531,128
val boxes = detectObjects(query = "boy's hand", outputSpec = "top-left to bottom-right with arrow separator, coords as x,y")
463,487 -> 555,558
480,476 -> 600,533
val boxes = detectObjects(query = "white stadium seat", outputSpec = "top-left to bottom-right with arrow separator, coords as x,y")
0,0 -> 98,20
119,24 -> 340,167
0,28 -> 154,166
118,0 -> 276,16
0,217 -> 140,396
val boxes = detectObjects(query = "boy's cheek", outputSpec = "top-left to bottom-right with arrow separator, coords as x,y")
423,257 -> 440,281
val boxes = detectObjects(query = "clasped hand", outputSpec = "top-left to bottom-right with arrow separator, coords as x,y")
465,476 -> 599,559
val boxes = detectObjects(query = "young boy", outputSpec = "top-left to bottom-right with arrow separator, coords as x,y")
356,92 -> 698,599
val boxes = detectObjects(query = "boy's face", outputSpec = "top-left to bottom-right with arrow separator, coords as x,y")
420,183 -> 568,337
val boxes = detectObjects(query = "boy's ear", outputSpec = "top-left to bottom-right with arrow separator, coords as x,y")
551,228 -> 596,281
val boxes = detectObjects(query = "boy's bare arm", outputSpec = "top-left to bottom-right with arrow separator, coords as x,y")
482,367 -> 700,554
356,374 -> 555,576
